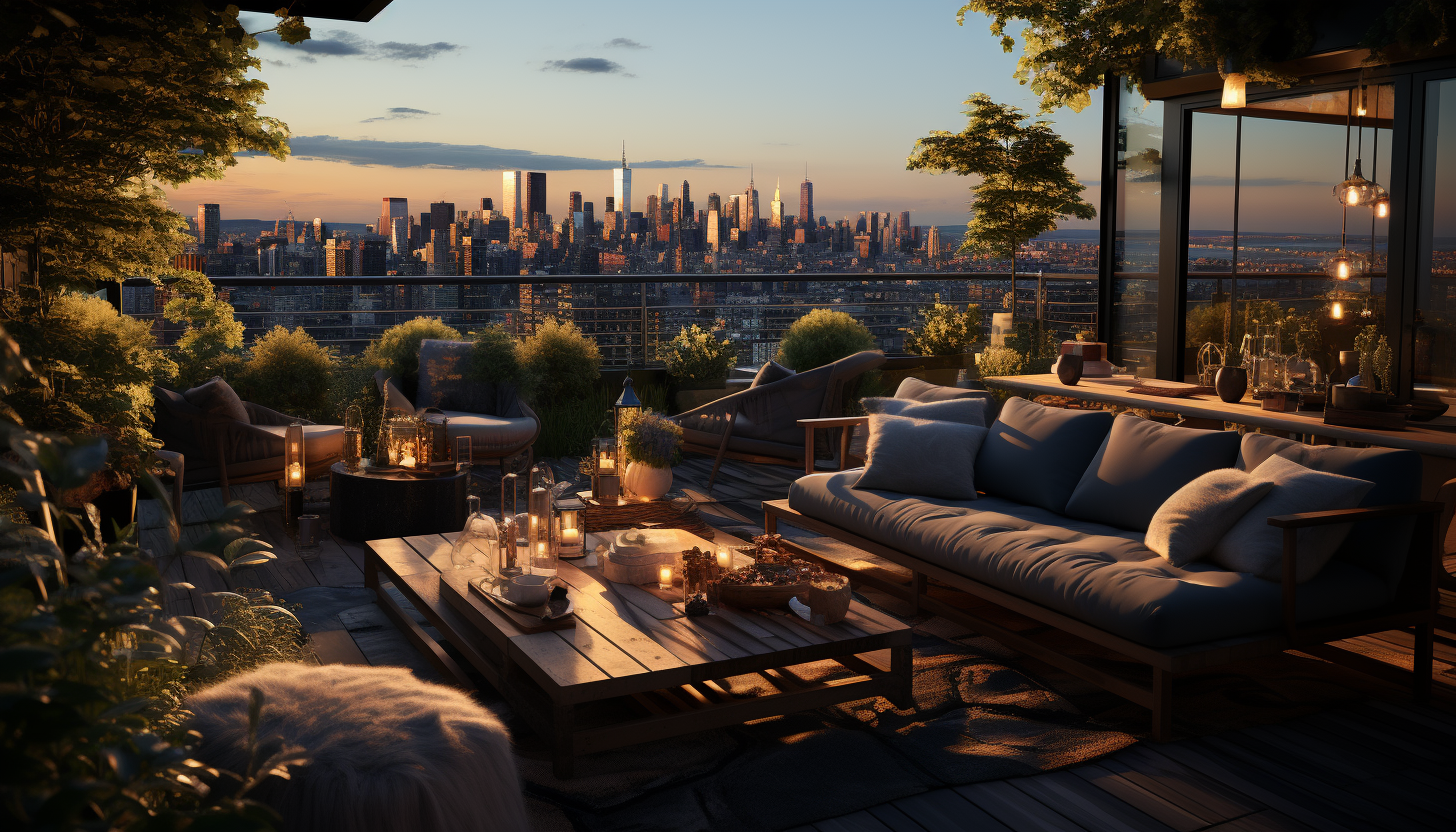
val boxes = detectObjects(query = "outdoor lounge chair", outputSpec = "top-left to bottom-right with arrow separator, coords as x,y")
674,350 -> 885,492
151,381 -> 344,502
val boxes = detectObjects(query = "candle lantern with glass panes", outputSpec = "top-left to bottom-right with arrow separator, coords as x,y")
527,463 -> 558,578
383,417 -> 418,468
556,497 -> 584,557
592,436 -> 621,502
283,422 -> 305,533
343,405 -> 363,471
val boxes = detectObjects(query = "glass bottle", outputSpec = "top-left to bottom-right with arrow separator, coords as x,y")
343,405 -> 363,471
499,472 -> 522,580
450,495 -> 500,584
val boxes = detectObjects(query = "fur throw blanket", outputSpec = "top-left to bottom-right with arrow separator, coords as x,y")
187,663 -> 527,832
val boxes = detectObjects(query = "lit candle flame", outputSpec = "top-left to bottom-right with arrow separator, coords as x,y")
1331,301 -> 1344,319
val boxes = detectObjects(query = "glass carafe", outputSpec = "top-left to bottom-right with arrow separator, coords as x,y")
450,495 -> 501,584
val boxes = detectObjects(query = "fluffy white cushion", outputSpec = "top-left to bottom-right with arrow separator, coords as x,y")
1209,454 -> 1374,582
854,413 -> 987,500
187,663 -> 528,832
1146,468 -> 1274,567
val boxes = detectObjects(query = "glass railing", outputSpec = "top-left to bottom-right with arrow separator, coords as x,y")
122,273 -> 1098,368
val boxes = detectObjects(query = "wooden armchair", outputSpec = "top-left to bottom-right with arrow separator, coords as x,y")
151,386 -> 344,502
673,350 -> 885,492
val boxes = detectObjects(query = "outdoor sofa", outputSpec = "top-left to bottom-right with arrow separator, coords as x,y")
765,393 -> 1441,739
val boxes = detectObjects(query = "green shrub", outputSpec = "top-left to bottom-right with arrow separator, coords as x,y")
363,317 -> 462,396
533,389 -> 610,458
165,273 -> 246,389
1005,321 -> 1062,374
468,325 -> 536,400
5,291 -> 176,467
619,409 -> 683,468
662,324 -> 737,384
235,326 -> 335,423
519,317 -> 601,406
978,344 -> 1025,378
775,308 -> 877,371
905,302 -> 982,356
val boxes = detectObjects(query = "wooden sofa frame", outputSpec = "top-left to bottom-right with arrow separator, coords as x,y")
770,418 -> 1441,740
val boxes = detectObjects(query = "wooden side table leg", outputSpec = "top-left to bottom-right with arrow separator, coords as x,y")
552,701 -> 575,780
890,643 -> 914,710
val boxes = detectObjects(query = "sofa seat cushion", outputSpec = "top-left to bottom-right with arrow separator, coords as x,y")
680,424 -> 800,460
255,424 -> 346,464
439,411 -> 538,456
975,397 -> 1114,514
788,471 -> 1391,648
1064,414 -> 1241,531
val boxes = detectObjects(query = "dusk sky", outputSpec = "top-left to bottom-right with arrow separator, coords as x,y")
167,0 -> 1107,229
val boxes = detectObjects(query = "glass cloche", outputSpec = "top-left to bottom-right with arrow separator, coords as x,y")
450,495 -> 502,584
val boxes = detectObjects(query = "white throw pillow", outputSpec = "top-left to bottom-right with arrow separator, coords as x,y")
1146,469 -> 1274,567
1208,454 -> 1374,582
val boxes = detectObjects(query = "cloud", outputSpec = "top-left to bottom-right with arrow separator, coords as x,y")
543,57 -> 630,75
253,135 -> 732,171
360,107 -> 437,123
256,29 -> 460,61
605,38 -> 646,49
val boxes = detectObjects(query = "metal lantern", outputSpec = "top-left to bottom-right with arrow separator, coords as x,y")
283,421 -> 305,534
1323,248 -> 1368,280
384,417 -> 418,467
613,375 -> 643,459
527,463 -> 557,578
591,436 -> 620,502
557,501 -> 583,557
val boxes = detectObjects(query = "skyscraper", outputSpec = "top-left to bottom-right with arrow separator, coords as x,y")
899,211 -> 911,240
657,183 -> 668,205
379,198 -> 407,241
614,143 -> 632,216
680,180 -> 690,213
926,225 -> 941,261
706,208 -> 720,252
502,171 -> 523,230
525,172 -> 547,230
428,201 -> 454,275
799,175 -> 813,229
197,203 -> 219,251
568,191 -> 582,213
744,168 -> 759,240
770,180 -> 784,229
707,193 -> 721,215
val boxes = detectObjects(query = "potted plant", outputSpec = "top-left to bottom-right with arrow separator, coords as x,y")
663,324 -> 738,411
618,409 -> 683,501
900,301 -> 983,385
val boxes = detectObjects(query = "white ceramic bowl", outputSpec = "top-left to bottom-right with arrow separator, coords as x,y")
503,574 -> 551,607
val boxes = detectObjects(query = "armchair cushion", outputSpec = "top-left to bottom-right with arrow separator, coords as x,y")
751,360 -> 795,388
975,397 -> 1114,514
415,340 -> 525,418
1064,414 -> 1241,531
184,378 -> 249,424
854,413 -> 987,500
1210,453 -> 1374,582
895,376 -> 985,402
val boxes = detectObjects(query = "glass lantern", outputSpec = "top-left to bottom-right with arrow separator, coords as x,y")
498,472 -> 522,580
451,495 -> 501,585
613,376 -> 642,456
343,405 -> 363,472
591,436 -> 620,502
283,421 -> 305,534
384,417 -> 418,468
558,504 -> 583,557
527,463 -> 557,578
413,418 -> 433,467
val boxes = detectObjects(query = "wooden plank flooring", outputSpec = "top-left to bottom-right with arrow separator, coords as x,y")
797,701 -> 1456,832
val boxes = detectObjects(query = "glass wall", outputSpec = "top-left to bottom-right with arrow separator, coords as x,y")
1110,86 -> 1162,377
1415,77 -> 1456,409
1183,86 -> 1392,382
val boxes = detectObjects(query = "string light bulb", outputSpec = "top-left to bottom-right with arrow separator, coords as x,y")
1335,159 -> 1376,206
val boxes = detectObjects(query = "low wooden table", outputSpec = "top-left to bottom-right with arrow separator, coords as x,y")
329,462 -> 467,541
364,530 -> 912,778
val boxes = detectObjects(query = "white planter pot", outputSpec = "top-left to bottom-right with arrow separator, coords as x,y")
624,462 -> 673,501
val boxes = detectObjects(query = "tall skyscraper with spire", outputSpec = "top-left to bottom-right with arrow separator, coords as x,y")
770,179 -> 784,229
744,167 -> 759,239
613,143 -> 632,217
502,171 -> 523,230
799,169 -> 813,230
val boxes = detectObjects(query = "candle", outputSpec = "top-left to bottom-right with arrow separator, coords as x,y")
287,461 -> 303,486
538,542 -> 547,558
399,451 -> 415,468
562,528 -> 580,545
716,549 -> 731,570
658,565 -> 673,590
600,454 -> 615,471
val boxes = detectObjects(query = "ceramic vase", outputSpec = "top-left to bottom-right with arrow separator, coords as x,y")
1055,353 -> 1084,385
624,462 -> 673,501
1215,366 -> 1248,403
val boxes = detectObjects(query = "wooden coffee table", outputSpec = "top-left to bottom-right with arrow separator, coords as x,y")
364,530 -> 912,778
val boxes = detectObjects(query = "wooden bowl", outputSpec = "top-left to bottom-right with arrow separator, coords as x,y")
718,580 -> 811,609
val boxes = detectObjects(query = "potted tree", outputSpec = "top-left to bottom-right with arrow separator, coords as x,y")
663,324 -> 738,413
618,409 -> 683,501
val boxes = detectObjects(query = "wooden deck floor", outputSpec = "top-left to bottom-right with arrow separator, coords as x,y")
143,481 -> 1456,832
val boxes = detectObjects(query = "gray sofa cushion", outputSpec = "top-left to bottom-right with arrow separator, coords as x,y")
184,378 -> 250,424
1235,433 -> 1421,588
789,471 -> 1390,648
1064,414 -> 1241,531
1211,453 -> 1374,582
974,397 -> 1114,513
896,376 -> 984,402
1146,468 -> 1275,567
854,413 -> 987,500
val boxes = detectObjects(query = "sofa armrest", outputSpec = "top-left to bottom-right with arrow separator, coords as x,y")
1271,501 -> 1442,639
797,416 -> 869,476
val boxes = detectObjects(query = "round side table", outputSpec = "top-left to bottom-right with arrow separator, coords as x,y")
329,462 -> 468,541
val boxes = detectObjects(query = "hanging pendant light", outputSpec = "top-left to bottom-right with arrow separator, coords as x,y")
1334,159 -> 1376,206
1373,192 -> 1390,218
1222,73 -> 1247,108
1323,247 -> 1368,280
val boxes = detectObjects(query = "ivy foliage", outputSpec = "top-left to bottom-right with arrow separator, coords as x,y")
958,1 -> 1456,113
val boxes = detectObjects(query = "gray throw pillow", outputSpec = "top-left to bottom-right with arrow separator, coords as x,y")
895,376 -> 985,401
751,360 -> 794,388
851,396 -> 992,460
1146,469 -> 1275,567
184,377 -> 250,424
1064,414 -> 1241,531
1209,453 -> 1374,582
974,397 -> 1114,514
416,339 -> 494,413
853,413 -> 987,500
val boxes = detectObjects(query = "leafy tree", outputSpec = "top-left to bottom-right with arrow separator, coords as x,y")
166,272 -> 246,389
236,326 -> 335,423
908,93 -> 1095,322
0,2 -> 305,293
904,301 -> 983,356
957,1 -> 1455,113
